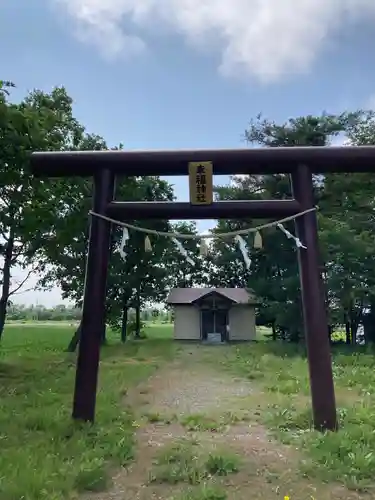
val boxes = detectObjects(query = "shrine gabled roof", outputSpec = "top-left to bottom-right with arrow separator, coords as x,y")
166,287 -> 256,305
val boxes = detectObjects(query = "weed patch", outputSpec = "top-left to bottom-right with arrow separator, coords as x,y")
150,440 -> 240,486
180,414 -> 223,432
175,484 -> 228,500
205,452 -> 240,476
180,411 -> 248,432
143,411 -> 175,424
74,465 -> 111,493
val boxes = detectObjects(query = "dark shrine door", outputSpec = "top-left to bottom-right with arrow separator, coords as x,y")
201,309 -> 228,342
201,310 -> 214,341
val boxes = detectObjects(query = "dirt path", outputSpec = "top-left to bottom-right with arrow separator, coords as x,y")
88,345 -> 363,500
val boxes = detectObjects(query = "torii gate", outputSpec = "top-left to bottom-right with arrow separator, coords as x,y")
30,145 -> 375,432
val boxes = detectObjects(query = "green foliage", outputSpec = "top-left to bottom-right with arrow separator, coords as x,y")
0,80 -> 15,96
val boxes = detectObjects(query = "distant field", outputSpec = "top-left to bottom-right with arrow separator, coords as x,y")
5,320 -> 171,327
4,320 -> 346,343
6,320 -> 79,327
4,320 -> 173,331
2,321 -> 173,349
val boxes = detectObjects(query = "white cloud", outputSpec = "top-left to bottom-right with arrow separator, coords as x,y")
54,0 -> 146,59
54,0 -> 375,82
74,24 -> 146,61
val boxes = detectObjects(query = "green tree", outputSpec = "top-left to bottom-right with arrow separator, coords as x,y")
210,112 -> 375,342
162,221 -> 211,288
106,177 -> 176,342
0,84 -> 100,338
320,111 -> 375,343
39,174 -> 180,348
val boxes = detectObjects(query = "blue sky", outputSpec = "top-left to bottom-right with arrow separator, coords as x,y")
2,0 -> 375,306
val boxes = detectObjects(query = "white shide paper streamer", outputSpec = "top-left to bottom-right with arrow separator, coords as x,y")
90,207 -> 313,268
119,227 -> 129,261
277,223 -> 306,249
235,235 -> 252,270
172,237 -> 195,266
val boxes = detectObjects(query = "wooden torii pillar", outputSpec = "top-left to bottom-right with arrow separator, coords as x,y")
30,145 -> 375,430
291,165 -> 336,429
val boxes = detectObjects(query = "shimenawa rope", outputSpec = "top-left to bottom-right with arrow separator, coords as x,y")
89,207 -> 316,240
88,207 -> 316,270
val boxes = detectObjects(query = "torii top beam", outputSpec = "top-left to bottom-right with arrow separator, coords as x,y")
30,146 -> 375,177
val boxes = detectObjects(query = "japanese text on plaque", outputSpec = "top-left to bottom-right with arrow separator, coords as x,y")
188,161 -> 213,205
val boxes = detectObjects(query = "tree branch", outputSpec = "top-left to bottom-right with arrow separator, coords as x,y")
10,286 -> 34,296
8,269 -> 35,297
0,228 -> 9,242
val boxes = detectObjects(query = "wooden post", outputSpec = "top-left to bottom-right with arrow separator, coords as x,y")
72,169 -> 115,422
291,164 -> 337,431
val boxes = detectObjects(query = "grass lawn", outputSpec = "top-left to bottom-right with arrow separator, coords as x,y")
216,341 -> 375,493
1,322 -> 375,498
0,322 -> 175,500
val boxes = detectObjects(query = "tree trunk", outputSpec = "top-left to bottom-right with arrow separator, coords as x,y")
0,230 -> 15,340
66,319 -> 106,352
121,304 -> 128,343
271,322 -> 277,341
0,300 -> 7,340
345,321 -> 351,345
101,325 -> 107,345
351,330 -> 357,346
280,327 -> 286,341
135,288 -> 141,339
67,322 -> 82,352
363,308 -> 375,345
135,305 -> 141,338
289,329 -> 300,343
328,325 -> 333,344
350,316 -> 360,346
350,321 -> 357,346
